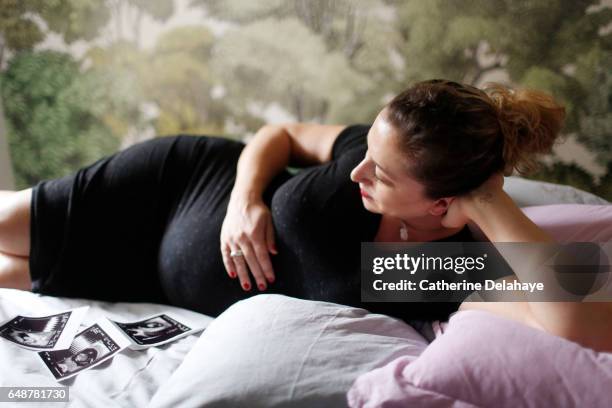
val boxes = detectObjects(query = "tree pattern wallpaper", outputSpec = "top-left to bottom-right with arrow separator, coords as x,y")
0,0 -> 610,199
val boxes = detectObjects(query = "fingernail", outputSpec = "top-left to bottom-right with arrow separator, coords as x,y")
229,271 -> 236,278
243,282 -> 251,291
268,276 -> 275,283
258,283 -> 266,291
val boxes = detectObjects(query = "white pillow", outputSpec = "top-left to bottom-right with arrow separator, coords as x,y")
503,176 -> 609,207
149,294 -> 428,408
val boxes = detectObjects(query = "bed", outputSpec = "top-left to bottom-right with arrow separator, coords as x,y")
1,176 -> 610,407
0,290 -> 213,407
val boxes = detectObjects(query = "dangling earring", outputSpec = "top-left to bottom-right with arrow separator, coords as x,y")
399,220 -> 409,241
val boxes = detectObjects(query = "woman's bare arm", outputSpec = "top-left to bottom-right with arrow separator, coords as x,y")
230,123 -> 347,201
440,172 -> 552,243
451,174 -> 612,350
221,123 -> 347,292
465,189 -> 554,243
230,125 -> 292,203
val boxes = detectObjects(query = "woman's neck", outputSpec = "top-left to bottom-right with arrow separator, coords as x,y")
374,214 -> 464,242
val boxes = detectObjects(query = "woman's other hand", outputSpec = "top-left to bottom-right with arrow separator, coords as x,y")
221,195 -> 277,292
441,172 -> 505,229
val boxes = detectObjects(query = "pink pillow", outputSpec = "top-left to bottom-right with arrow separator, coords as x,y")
347,310 -> 612,408
468,204 -> 612,243
522,204 -> 612,243
348,204 -> 612,407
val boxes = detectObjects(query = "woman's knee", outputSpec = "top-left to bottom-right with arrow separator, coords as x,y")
0,188 -> 32,257
0,251 -> 31,290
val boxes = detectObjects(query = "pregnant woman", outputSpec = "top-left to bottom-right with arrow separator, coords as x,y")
5,78 -> 603,347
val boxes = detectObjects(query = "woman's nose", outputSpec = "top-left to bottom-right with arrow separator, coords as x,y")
350,159 -> 370,183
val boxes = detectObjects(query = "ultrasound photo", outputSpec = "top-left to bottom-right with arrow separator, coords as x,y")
38,320 -> 129,381
112,314 -> 193,348
0,307 -> 88,351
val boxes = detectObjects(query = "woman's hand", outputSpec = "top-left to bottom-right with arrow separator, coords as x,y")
441,172 -> 505,229
220,196 -> 278,292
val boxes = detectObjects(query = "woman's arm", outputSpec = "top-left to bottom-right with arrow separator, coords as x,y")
445,174 -> 612,350
445,174 -> 560,302
231,123 -> 348,199
465,189 -> 555,243
443,172 -> 554,243
230,125 -> 292,204
221,123 -> 347,292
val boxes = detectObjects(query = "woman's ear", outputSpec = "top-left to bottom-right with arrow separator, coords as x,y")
429,197 -> 454,216
440,196 -> 470,229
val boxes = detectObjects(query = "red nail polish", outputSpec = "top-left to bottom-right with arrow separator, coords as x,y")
243,282 -> 251,291
258,283 -> 266,291
268,276 -> 275,283
229,271 -> 236,278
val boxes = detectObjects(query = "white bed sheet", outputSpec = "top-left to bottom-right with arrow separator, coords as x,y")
0,288 -> 213,408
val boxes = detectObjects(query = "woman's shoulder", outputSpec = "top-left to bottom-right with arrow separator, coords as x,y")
331,123 -> 372,160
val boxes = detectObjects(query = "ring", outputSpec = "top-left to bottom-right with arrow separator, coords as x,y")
230,249 -> 244,257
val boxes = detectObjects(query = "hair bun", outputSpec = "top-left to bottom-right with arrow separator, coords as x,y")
484,83 -> 567,175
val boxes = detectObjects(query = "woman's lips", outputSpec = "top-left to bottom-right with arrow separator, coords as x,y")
360,189 -> 371,199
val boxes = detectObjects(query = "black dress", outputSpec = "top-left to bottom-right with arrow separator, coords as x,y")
29,125 -> 474,321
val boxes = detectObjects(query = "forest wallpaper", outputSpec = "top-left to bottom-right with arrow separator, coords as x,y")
0,0 -> 610,199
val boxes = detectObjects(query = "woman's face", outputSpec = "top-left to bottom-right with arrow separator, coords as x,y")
350,109 -> 450,221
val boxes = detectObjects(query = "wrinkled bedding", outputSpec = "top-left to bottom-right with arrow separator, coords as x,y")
0,288 -> 213,407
